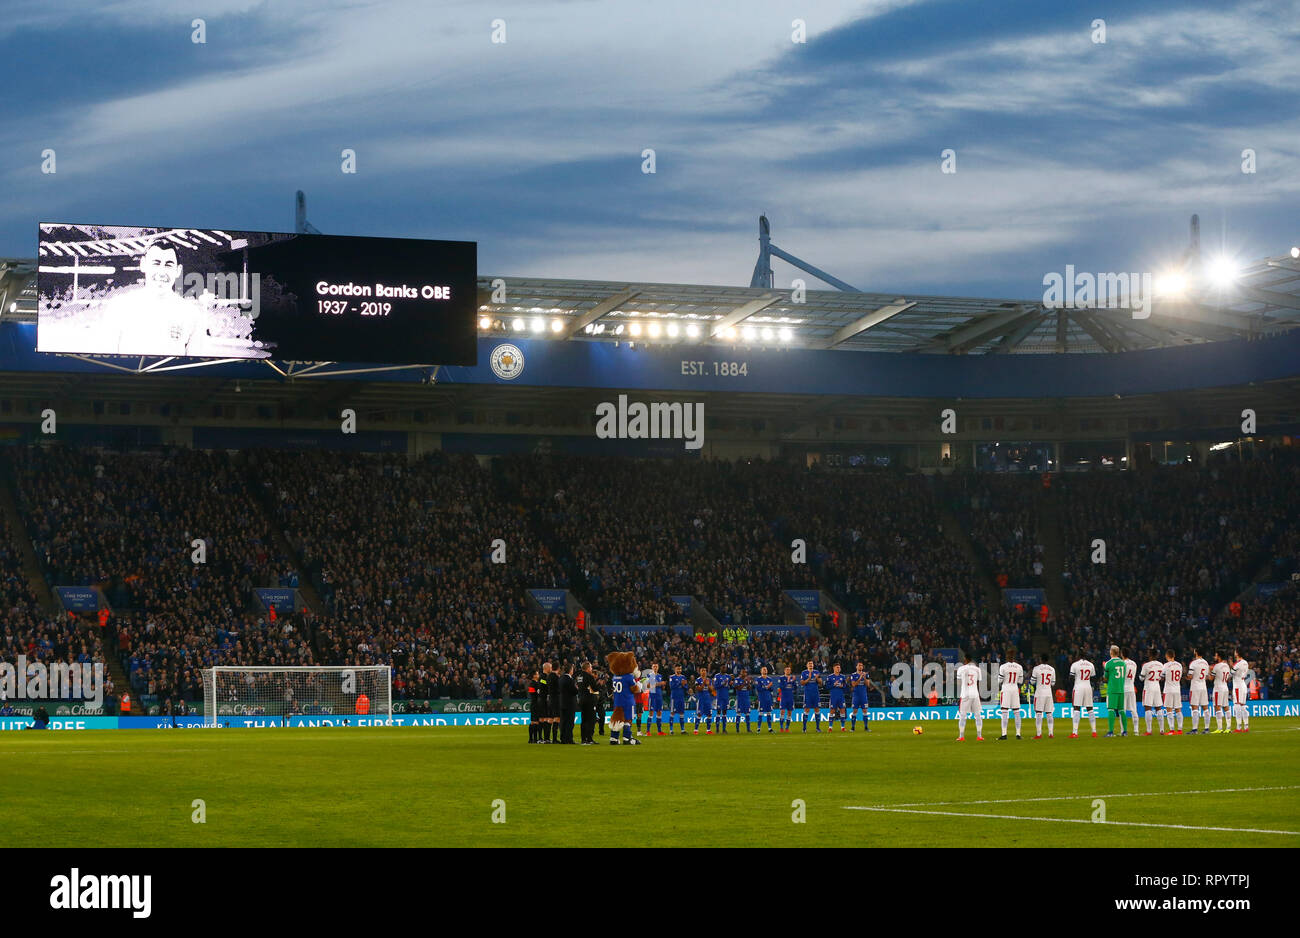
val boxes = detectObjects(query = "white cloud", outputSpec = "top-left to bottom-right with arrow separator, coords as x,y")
2,0 -> 1297,295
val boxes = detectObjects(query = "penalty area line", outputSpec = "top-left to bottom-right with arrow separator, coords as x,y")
841,806 -> 1300,836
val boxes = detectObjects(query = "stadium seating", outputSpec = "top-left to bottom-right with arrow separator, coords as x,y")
944,472 -> 1043,589
2,443 -> 1296,705
503,455 -> 818,627
261,450 -> 567,701
1,510 -> 108,683
8,447 -> 306,704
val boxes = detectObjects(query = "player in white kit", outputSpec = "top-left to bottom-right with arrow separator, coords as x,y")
1122,655 -> 1139,732
1211,653 -> 1232,733
1185,649 -> 1210,734
1231,651 -> 1250,732
997,652 -> 1024,740
1162,650 -> 1184,735
1068,656 -> 1096,738
955,654 -> 984,741
1141,653 -> 1165,734
1031,653 -> 1056,739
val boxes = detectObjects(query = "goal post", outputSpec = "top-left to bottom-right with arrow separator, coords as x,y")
201,666 -> 392,726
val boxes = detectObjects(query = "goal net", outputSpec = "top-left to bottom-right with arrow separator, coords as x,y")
201,666 -> 392,726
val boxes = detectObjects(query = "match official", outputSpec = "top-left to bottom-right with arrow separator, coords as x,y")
537,662 -> 557,743
527,669 -> 542,744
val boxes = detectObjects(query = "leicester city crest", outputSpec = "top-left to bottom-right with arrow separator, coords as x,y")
489,343 -> 525,380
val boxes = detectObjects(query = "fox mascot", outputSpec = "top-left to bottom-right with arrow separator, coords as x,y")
605,651 -> 642,746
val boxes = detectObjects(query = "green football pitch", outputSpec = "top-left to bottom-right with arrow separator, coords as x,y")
4,719 -> 1298,847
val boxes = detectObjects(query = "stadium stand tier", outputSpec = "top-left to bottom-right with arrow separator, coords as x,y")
2,442 -> 1296,709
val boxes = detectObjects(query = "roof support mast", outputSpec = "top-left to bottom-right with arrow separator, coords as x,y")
750,215 -> 861,293
750,215 -> 916,348
295,190 -> 323,235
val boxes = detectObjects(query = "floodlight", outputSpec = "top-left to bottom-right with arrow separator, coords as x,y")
1206,256 -> 1238,288
1152,272 -> 1187,297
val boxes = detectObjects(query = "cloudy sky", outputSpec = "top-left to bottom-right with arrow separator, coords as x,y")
2,0 -> 1297,298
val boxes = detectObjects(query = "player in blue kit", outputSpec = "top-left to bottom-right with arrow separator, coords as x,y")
777,665 -> 796,732
668,665 -> 689,734
849,661 -> 874,732
644,662 -> 665,736
825,663 -> 849,731
693,669 -> 714,735
800,660 -> 823,732
712,670 -> 732,733
733,670 -> 752,733
754,666 -> 776,732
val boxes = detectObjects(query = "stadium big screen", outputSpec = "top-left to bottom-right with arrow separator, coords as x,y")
36,224 -> 477,365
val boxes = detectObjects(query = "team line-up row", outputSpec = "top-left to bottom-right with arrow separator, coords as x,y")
589,650 -> 1256,741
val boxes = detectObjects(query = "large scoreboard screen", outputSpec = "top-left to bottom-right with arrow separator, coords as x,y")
36,224 -> 477,365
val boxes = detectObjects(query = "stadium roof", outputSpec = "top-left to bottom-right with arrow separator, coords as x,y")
0,258 -> 36,320
477,253 -> 1300,355
6,250 -> 1300,356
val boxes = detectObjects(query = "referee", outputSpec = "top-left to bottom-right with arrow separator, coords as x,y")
527,669 -> 542,744
541,661 -> 559,743
537,665 -> 554,744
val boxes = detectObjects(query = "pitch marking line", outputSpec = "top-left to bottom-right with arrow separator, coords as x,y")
842,805 -> 1300,836
855,784 -> 1300,810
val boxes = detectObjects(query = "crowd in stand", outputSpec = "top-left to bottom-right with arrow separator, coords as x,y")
1237,586 -> 1299,699
745,466 -> 1010,661
1045,452 -> 1300,683
1,511 -> 109,686
504,456 -> 818,627
1,443 -> 1296,706
0,512 -> 40,624
7,447 -> 304,705
942,473 -> 1043,589
261,450 -> 567,704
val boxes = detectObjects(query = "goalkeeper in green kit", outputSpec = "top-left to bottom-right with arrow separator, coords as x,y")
1104,645 -> 1129,737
